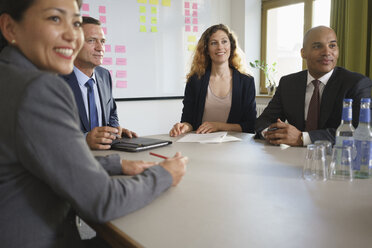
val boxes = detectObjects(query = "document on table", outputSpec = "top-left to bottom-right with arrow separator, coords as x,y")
176,132 -> 242,143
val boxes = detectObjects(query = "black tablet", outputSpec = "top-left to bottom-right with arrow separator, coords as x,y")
111,137 -> 172,152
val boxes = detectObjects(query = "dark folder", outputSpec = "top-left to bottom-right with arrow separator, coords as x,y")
111,137 -> 172,152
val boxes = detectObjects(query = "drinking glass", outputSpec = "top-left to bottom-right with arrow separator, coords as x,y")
303,144 -> 327,181
314,140 -> 332,171
328,146 -> 353,181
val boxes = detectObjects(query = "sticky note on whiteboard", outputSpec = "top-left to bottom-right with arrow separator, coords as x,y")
137,0 -> 147,3
139,6 -> 146,13
151,17 -> 157,24
151,26 -> 158,33
149,0 -> 159,4
99,6 -> 106,13
140,25 -> 147,32
105,44 -> 111,52
140,16 -> 146,23
162,0 -> 171,7
188,35 -> 196,42
102,57 -> 113,65
115,45 -> 126,53
188,44 -> 196,51
185,25 -> 191,32
116,58 -> 127,65
116,71 -> 127,78
151,7 -> 157,14
82,3 -> 89,11
116,81 -> 128,88
185,2 -> 190,8
99,16 -> 106,23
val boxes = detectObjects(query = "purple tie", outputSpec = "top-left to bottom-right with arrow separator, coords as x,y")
305,80 -> 320,131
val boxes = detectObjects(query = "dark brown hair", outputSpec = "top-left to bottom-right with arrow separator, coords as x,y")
0,0 -> 83,51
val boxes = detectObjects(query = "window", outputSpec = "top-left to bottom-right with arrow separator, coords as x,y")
259,0 -> 331,94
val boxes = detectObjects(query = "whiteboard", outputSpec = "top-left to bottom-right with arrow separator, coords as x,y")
81,0 -> 213,99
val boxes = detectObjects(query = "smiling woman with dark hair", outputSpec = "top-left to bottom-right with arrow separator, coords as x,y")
0,0 -> 187,247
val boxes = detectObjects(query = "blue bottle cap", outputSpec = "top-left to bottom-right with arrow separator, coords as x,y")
361,98 -> 371,103
343,98 -> 352,102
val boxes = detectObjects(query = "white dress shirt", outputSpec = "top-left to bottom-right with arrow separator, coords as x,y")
73,66 -> 103,127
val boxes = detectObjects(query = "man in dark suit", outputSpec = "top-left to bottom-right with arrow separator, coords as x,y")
255,26 -> 372,146
63,16 -> 136,150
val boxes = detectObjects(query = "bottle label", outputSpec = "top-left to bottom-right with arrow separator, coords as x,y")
342,107 -> 352,121
353,140 -> 372,170
359,108 -> 371,123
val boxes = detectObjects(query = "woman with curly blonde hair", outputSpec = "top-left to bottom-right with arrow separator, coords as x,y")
170,24 -> 256,137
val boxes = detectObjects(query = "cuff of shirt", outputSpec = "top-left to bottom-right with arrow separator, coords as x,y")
302,132 -> 311,146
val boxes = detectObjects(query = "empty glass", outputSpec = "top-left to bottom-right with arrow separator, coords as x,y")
314,140 -> 332,170
303,144 -> 327,181
328,146 -> 353,181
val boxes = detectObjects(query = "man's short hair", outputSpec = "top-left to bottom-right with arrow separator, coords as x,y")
82,16 -> 101,26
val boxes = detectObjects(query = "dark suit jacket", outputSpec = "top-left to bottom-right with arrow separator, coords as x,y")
62,66 -> 119,133
0,46 -> 172,248
181,67 -> 257,133
255,67 -> 372,143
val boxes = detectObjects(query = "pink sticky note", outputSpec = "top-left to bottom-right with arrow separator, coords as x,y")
99,16 -> 106,24
185,25 -> 191,32
102,57 -> 112,65
116,81 -> 127,88
115,45 -> 126,53
116,58 -> 127,66
102,27 -> 107,34
192,18 -> 198,24
192,11 -> 198,17
82,3 -> 89,11
116,70 -> 127,78
105,44 -> 111,52
185,10 -> 190,16
185,17 -> 191,24
99,6 -> 106,13
192,3 -> 197,9
193,26 -> 198,32
82,14 -> 90,17
185,2 -> 190,8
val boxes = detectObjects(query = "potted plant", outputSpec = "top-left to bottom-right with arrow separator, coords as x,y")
249,60 -> 277,95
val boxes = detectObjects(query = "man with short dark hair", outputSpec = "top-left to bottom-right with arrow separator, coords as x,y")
255,26 -> 372,146
63,16 -> 136,150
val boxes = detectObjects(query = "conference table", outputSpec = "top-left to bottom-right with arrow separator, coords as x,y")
91,133 -> 372,248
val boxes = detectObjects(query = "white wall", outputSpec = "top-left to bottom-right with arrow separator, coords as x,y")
116,0 -> 261,136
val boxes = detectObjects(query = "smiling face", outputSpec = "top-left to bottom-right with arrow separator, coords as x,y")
301,26 -> 339,79
74,23 -> 105,75
10,0 -> 83,74
207,29 -> 231,66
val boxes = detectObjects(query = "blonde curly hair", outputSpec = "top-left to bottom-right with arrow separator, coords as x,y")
187,24 -> 248,80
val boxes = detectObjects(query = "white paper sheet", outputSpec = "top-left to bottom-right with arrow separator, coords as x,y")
176,132 -> 242,143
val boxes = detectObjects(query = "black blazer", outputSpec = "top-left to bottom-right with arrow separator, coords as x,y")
62,66 -> 119,133
255,67 -> 372,143
181,67 -> 257,133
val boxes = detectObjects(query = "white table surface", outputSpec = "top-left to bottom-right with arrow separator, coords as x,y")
93,133 -> 372,248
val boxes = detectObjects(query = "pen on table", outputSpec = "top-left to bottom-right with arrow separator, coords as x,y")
149,152 -> 169,159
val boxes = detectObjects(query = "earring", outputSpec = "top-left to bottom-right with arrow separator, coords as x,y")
11,40 -> 16,44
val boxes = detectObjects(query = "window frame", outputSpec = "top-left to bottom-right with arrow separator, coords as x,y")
260,0 -> 313,94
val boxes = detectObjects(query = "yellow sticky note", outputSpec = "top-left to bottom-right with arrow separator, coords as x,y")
149,0 -> 159,4
151,26 -> 158,33
139,6 -> 146,13
140,16 -> 146,23
137,0 -> 147,3
151,7 -> 157,14
162,0 -> 171,7
188,35 -> 196,43
188,44 -> 196,51
151,17 -> 157,24
140,25 -> 147,32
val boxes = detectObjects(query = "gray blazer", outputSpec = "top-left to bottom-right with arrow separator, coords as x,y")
62,66 -> 120,133
0,46 -> 172,248
255,67 -> 372,143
